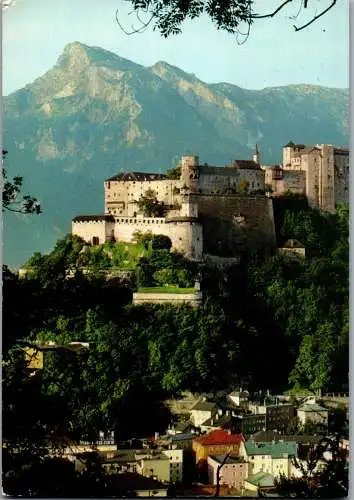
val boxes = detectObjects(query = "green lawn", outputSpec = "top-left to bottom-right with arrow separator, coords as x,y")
137,287 -> 196,294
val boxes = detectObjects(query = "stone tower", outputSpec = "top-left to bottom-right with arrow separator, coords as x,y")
180,155 -> 199,193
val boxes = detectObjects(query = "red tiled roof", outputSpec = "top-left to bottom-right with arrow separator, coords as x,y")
194,429 -> 244,446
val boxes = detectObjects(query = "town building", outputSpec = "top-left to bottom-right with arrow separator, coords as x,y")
207,455 -> 248,490
297,403 -> 329,428
190,399 -> 217,427
248,402 -> 295,432
192,429 -> 244,467
240,440 -> 298,479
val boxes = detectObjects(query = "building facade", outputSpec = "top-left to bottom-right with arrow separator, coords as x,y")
207,455 -> 248,490
240,440 -> 297,479
265,142 -> 349,212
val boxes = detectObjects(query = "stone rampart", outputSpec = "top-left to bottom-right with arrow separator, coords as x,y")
192,194 -> 276,257
133,291 -> 203,308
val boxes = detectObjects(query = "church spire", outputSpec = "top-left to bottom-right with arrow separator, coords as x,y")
253,144 -> 260,164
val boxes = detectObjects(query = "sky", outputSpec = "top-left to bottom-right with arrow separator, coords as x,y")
2,0 -> 349,95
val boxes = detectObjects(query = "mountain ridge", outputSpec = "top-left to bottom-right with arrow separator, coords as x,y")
3,42 -> 349,267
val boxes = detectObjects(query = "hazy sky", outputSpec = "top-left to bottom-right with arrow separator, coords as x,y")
3,0 -> 349,95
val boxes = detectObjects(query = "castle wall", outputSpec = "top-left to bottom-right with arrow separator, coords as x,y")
265,169 -> 306,196
72,219 -> 115,244
133,291 -> 203,308
334,151 -> 349,206
196,166 -> 265,194
193,194 -> 276,257
110,217 -> 203,260
105,179 -> 181,215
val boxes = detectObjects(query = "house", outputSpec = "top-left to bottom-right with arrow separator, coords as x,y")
233,413 -> 266,437
169,432 -> 196,450
243,471 -> 276,494
192,429 -> 244,466
190,399 -> 217,427
166,419 -> 198,436
279,239 -> 306,259
207,455 -> 248,490
249,430 -> 322,447
161,448 -> 183,484
248,402 -> 295,431
200,411 -> 234,433
227,390 -> 249,409
240,440 -> 297,479
139,454 -> 170,483
297,404 -> 329,428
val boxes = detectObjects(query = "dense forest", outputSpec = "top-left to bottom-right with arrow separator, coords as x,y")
3,195 -> 349,496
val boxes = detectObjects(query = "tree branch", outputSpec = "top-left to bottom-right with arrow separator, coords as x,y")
252,0 -> 293,20
294,0 -> 336,32
214,451 -> 232,497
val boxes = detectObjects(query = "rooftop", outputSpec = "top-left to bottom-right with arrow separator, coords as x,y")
191,400 -> 217,412
194,429 -> 244,446
72,214 -> 115,222
106,172 -> 167,182
249,430 -> 321,445
297,404 -> 328,412
244,441 -> 297,458
170,432 -> 196,442
209,454 -> 245,465
231,159 -> 261,170
246,472 -> 275,488
282,239 -> 305,249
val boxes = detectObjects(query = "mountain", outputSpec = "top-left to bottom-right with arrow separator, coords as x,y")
3,42 -> 349,267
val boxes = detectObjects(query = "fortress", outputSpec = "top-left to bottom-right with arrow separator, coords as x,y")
263,143 -> 349,212
72,143 -> 349,260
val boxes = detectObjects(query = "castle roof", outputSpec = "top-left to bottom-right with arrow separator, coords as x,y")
231,160 -> 261,170
106,172 -> 167,182
72,214 -> 115,222
193,429 -> 244,446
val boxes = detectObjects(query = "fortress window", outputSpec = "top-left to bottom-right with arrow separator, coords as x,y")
92,236 -> 99,245
107,182 -> 110,189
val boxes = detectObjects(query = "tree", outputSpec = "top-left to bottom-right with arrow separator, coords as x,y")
274,435 -> 348,498
137,189 -> 167,217
238,179 -> 249,194
2,150 -> 41,214
118,1 -> 338,39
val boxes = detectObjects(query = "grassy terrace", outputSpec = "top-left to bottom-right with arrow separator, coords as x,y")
137,287 -> 196,294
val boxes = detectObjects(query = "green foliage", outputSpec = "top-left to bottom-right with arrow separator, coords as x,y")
238,178 -> 249,194
137,189 -> 167,217
151,234 -> 172,250
2,149 -> 41,214
132,230 -> 154,248
166,164 -> 181,179
274,435 -> 348,498
125,1 -> 339,38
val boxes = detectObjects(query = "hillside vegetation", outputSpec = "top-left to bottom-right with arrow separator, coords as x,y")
3,195 -> 348,495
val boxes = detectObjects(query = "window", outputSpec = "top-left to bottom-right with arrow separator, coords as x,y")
92,236 -> 99,245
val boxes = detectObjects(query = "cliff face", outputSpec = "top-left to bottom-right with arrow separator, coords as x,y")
3,42 -> 349,266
